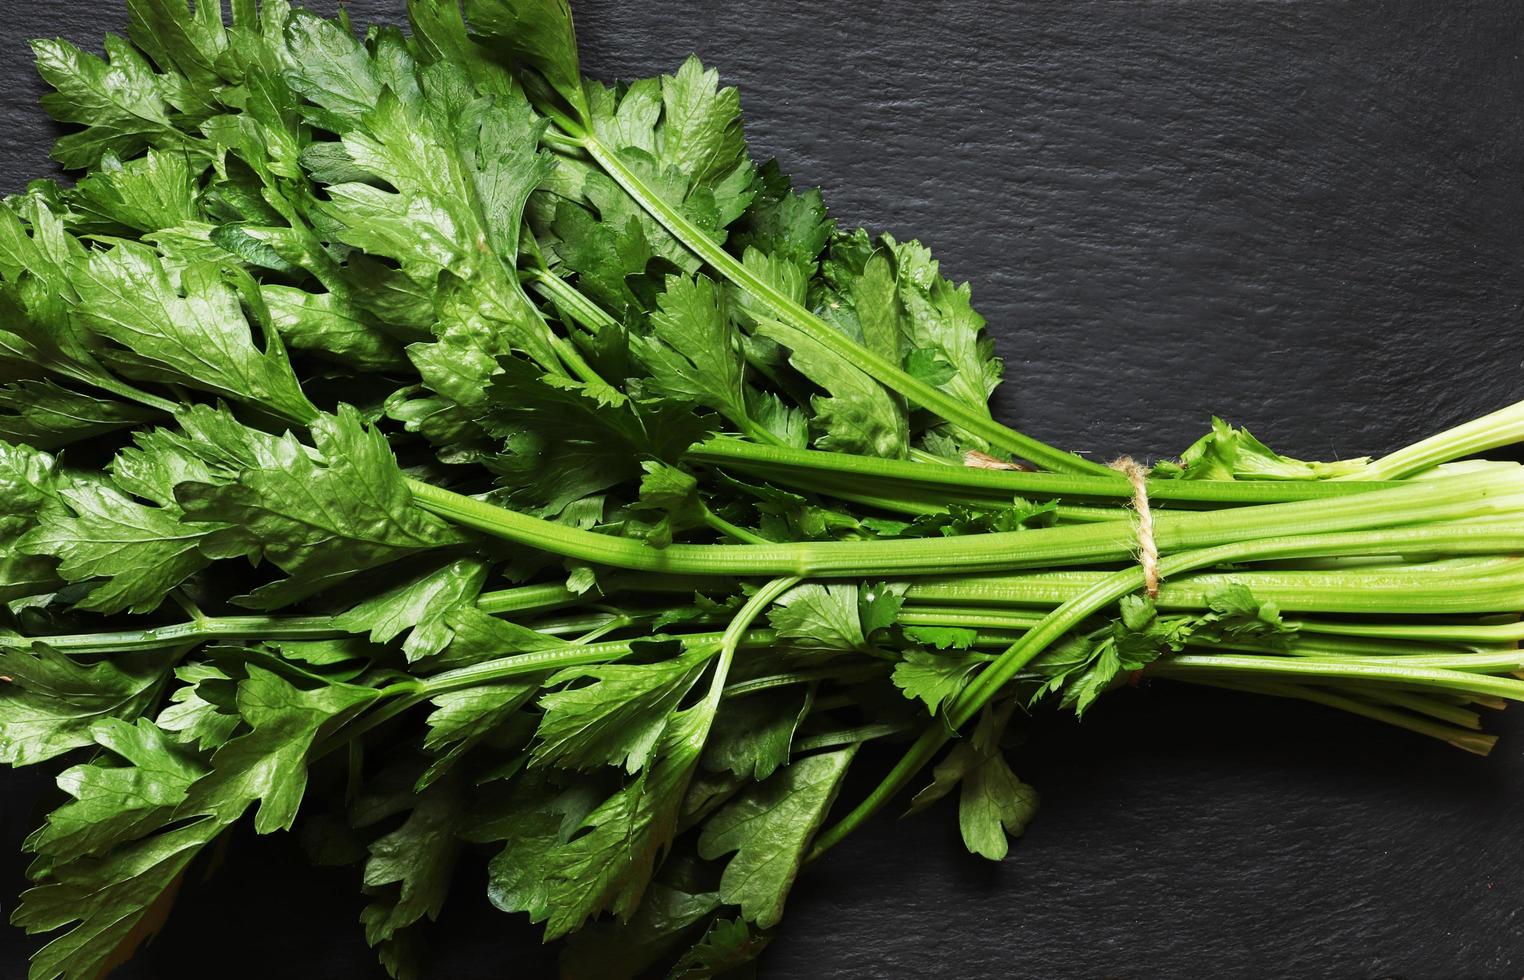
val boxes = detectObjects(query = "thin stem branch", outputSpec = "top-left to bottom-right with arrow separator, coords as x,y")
575,132 -> 1111,477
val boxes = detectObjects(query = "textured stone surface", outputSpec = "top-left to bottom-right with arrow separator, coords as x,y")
2,1 -> 1523,977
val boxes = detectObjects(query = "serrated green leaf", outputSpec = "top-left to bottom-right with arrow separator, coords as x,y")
68,148 -> 202,234
429,603 -> 569,669
869,498 -> 1057,539
1154,416 -> 1371,482
0,380 -> 159,450
755,317 -> 906,459
669,916 -> 770,979
303,40 -> 561,391
178,406 -> 468,606
0,200 -> 125,384
419,681 -> 536,788
655,56 -> 749,189
28,718 -> 203,860
561,881 -> 720,980
154,662 -> 239,751
268,637 -> 376,669
892,648 -> 984,716
857,581 -> 905,637
702,688 -> 810,782
564,564 -> 598,595
125,0 -> 229,93
261,285 -> 409,371
32,36 -> 179,169
13,818 -> 217,980
816,239 -> 904,374
532,645 -> 711,773
71,243 -> 316,422
768,582 -> 903,654
901,625 -> 979,650
360,781 -> 464,947
908,703 -> 1038,860
462,0 -> 586,117
553,58 -> 754,275
17,665 -> 374,980
334,558 -> 488,661
729,160 -> 833,275
181,665 -> 378,833
1198,583 -> 1297,646
108,408 -> 253,509
547,196 -> 656,314
479,772 -> 575,920
281,10 -> 384,127
635,273 -> 750,429
482,356 -> 712,516
22,482 -> 216,615
697,746 -> 853,928
632,461 -> 706,548
890,236 -> 1002,446
499,705 -> 709,939
0,439 -> 68,605
958,747 -> 1038,861
0,645 -> 176,767
408,0 -> 515,94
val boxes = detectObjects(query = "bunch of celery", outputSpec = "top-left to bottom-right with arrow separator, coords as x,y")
1,1 -> 1521,977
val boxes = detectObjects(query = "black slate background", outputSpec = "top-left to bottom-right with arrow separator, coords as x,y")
2,1 -> 1524,977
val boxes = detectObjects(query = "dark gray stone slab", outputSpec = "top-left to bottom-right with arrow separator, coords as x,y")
1,1 -> 1521,977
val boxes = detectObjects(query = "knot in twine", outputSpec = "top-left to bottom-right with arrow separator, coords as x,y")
1109,456 -> 1160,599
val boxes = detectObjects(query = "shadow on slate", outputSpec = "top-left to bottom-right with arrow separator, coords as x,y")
0,0 -> 1522,977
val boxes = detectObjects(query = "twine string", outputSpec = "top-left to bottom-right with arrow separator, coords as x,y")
1109,456 -> 1160,599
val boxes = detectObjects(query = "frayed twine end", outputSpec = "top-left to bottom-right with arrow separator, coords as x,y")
962,450 -> 1033,472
